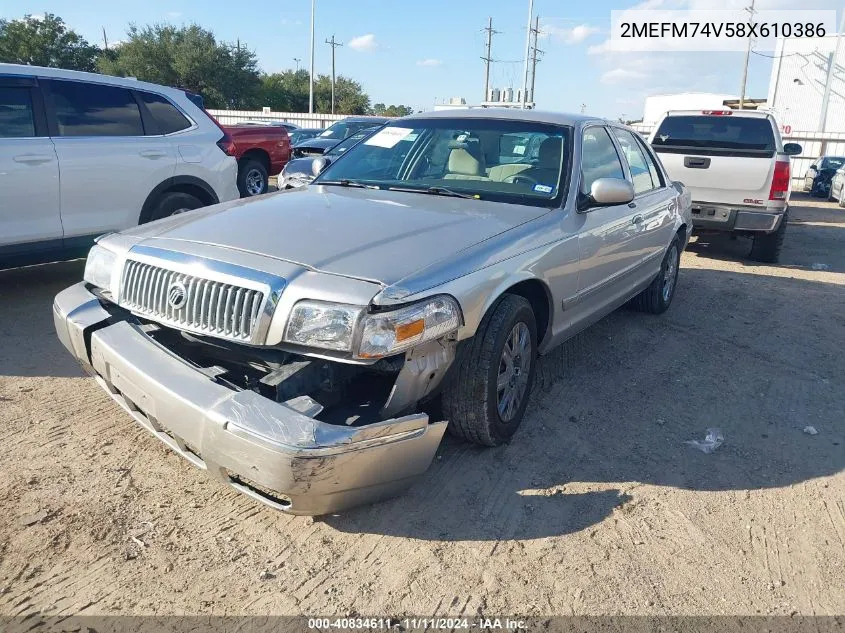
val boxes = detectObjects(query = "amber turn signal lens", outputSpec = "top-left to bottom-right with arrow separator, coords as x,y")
394,319 -> 425,342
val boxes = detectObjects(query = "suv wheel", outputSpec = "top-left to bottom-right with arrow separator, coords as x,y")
238,160 -> 268,197
749,212 -> 788,263
145,192 -> 203,223
442,295 -> 537,446
632,235 -> 681,314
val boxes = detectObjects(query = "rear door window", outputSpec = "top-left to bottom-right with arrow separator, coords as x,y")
613,128 -> 655,194
49,80 -> 144,137
138,91 -> 192,135
0,87 -> 36,138
652,115 -> 775,156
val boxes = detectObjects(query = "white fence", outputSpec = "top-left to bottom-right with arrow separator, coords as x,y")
207,109 -> 346,128
631,123 -> 844,188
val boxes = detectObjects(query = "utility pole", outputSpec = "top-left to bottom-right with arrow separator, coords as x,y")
521,0 -> 534,109
294,57 -> 301,72
309,0 -> 316,114
819,9 -> 845,131
481,17 -> 498,103
325,35 -> 343,114
102,27 -> 108,51
528,16 -> 542,107
738,0 -> 756,109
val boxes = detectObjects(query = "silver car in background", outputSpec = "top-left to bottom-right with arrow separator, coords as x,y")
54,109 -> 692,515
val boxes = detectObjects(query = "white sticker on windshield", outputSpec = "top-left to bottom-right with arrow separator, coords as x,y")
364,127 -> 415,148
533,184 -> 553,193
513,145 -> 526,155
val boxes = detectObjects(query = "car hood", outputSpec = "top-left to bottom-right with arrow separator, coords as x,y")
121,186 -> 549,287
293,138 -> 338,153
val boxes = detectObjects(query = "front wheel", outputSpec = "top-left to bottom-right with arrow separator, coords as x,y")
632,235 -> 681,314
442,295 -> 537,446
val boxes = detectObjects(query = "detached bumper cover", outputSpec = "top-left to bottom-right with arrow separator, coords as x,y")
53,282 -> 446,515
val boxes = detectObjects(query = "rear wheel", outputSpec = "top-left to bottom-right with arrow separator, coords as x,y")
237,159 -> 268,197
144,192 -> 203,223
442,295 -> 537,447
632,235 -> 681,314
749,212 -> 788,263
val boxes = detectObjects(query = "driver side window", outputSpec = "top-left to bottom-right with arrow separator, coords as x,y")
581,127 -> 625,195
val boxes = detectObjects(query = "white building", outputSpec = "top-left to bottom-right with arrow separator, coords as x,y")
768,34 -> 845,133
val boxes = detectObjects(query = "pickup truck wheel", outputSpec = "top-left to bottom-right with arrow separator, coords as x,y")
145,192 -> 203,223
442,294 -> 537,446
632,235 -> 681,314
238,160 -> 268,197
749,212 -> 788,263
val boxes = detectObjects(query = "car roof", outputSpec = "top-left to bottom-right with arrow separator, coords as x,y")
401,108 -> 600,127
662,109 -> 773,119
0,62 -> 189,100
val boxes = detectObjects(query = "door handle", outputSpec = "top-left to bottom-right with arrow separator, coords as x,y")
139,150 -> 167,159
13,154 -> 54,165
632,215 -> 644,224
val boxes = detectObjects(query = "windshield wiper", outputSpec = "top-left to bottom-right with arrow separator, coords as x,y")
319,179 -> 380,189
388,185 -> 478,199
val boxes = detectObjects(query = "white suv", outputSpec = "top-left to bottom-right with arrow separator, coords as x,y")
648,110 -> 801,263
0,64 -> 239,269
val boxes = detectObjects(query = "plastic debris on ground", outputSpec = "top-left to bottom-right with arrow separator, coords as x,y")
803,425 -> 818,435
685,428 -> 724,454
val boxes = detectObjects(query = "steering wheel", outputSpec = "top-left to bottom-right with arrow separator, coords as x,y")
504,173 -> 540,187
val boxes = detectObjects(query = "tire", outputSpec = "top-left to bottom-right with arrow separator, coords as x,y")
632,235 -> 681,314
749,211 -> 788,263
839,186 -> 845,208
144,192 -> 203,223
442,294 -> 538,447
237,159 -> 268,197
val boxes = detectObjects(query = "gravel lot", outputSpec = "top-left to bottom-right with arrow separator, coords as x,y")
0,193 -> 843,617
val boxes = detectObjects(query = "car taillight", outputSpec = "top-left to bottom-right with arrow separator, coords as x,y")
216,132 -> 236,156
769,160 -> 790,200
701,110 -> 732,115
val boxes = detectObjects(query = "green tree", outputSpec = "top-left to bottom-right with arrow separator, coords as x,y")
370,103 -> 413,117
98,24 -> 260,109
0,13 -> 99,71
259,71 -> 371,114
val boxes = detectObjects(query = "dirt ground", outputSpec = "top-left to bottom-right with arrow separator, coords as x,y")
0,193 -> 843,618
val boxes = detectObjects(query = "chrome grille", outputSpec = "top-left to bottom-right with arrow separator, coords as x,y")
120,260 -> 266,342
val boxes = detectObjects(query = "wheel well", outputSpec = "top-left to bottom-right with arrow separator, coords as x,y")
240,149 -> 270,172
139,181 -> 216,223
502,279 -> 552,345
677,223 -> 687,240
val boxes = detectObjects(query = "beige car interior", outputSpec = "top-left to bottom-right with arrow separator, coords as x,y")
442,136 -> 562,186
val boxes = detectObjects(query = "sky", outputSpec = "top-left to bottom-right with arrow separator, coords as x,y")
5,0 -> 843,119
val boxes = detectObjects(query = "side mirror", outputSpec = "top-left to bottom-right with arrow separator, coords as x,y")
783,143 -> 802,156
311,156 -> 331,177
586,178 -> 635,208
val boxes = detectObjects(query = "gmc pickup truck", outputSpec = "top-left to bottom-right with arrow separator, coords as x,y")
648,110 -> 801,263
221,124 -> 293,197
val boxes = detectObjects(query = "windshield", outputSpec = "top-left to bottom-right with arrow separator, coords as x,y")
652,115 -> 775,153
319,120 -> 377,140
326,129 -> 378,157
315,118 -> 571,207
821,157 -> 845,169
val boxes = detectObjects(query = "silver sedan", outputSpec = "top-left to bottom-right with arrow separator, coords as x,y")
54,109 -> 692,515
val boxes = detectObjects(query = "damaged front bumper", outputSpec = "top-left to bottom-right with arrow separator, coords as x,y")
53,282 -> 447,515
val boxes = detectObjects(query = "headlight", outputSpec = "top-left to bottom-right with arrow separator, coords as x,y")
283,295 -> 462,359
357,295 -> 461,359
284,300 -> 363,351
83,243 -> 119,294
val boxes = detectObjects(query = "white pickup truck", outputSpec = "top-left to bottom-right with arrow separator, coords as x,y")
648,110 -> 802,263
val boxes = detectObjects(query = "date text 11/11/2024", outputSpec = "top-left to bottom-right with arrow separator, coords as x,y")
307,617 -> 528,630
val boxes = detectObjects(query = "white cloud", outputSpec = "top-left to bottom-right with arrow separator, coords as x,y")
349,34 -> 378,52
601,68 -> 648,84
542,23 -> 600,45
416,58 -> 442,67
